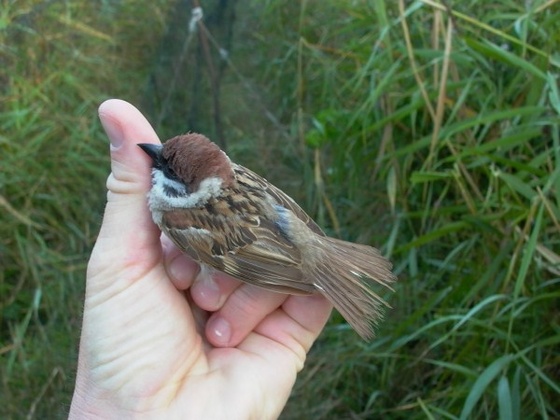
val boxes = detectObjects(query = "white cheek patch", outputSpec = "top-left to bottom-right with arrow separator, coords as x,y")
147,168 -> 223,225
153,169 -> 187,196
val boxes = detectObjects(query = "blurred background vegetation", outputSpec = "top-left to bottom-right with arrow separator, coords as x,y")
1,0 -> 559,418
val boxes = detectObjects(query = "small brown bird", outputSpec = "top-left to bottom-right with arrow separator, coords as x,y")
138,133 -> 396,340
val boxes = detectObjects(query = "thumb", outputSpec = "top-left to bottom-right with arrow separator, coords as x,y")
90,99 -> 162,279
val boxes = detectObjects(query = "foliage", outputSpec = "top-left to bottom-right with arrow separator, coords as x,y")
238,1 -> 559,418
0,1 -> 172,417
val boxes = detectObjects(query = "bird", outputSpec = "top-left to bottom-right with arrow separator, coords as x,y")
138,133 -> 396,340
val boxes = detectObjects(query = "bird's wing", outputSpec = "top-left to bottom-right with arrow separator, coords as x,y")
233,165 -> 326,236
161,208 -> 316,295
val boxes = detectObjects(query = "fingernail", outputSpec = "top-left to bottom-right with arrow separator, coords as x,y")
169,255 -> 199,284
100,115 -> 124,150
193,273 -> 222,310
209,316 -> 231,345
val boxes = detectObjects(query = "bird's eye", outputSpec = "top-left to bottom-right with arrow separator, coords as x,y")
162,160 -> 178,180
164,167 -> 178,180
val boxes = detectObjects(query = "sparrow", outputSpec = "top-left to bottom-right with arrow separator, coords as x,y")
138,133 -> 396,340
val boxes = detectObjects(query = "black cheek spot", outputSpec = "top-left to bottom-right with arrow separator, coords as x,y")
163,184 -> 180,197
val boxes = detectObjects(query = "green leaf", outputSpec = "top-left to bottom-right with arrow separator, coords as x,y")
410,171 -> 452,184
547,72 -> 560,115
387,165 -> 397,213
465,38 -> 547,80
513,202 -> 544,299
399,221 -> 468,251
460,355 -> 516,420
498,172 -> 537,200
498,375 -> 514,420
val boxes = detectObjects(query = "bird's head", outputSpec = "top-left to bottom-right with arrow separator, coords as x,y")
138,133 -> 234,211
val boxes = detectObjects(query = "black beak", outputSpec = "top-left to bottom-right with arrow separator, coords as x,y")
138,143 -> 163,165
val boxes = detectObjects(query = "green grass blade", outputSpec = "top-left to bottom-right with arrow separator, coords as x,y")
465,38 -> 547,80
459,355 -> 516,420
498,375 -> 514,420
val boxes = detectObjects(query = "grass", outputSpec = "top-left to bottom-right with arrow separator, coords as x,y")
0,1 -> 173,417
1,0 -> 559,418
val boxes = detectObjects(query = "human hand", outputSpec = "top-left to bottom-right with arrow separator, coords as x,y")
69,99 -> 333,419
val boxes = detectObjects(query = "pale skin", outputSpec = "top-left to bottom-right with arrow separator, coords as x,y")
69,99 -> 333,419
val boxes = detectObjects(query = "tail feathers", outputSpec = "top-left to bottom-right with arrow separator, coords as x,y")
311,237 -> 396,340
